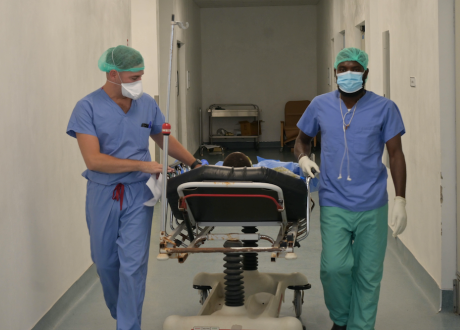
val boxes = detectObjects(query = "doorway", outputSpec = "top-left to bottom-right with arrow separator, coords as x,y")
340,30 -> 345,49
355,21 -> 365,51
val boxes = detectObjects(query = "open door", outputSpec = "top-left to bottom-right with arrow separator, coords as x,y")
176,42 -> 182,144
176,40 -> 187,149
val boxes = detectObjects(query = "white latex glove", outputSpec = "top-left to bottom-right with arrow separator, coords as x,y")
299,156 -> 320,178
391,196 -> 407,237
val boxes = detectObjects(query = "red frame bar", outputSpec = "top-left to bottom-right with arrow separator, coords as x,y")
179,193 -> 283,210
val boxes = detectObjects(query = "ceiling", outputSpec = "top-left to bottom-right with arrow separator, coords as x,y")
194,0 -> 321,8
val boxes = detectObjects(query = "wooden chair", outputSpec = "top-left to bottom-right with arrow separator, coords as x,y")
280,100 -> 316,152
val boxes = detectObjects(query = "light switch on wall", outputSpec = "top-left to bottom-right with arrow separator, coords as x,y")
410,77 -> 416,87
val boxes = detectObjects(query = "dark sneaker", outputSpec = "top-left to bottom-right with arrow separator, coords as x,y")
331,323 -> 347,330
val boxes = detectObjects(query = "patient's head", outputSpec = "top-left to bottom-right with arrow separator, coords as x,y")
223,152 -> 252,167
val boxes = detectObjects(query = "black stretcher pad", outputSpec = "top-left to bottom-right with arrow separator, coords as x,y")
167,166 -> 308,223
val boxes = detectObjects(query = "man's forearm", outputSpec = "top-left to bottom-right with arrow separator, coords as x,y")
152,134 -> 196,166
76,133 -> 147,173
389,151 -> 407,198
86,153 -> 145,173
294,135 -> 312,160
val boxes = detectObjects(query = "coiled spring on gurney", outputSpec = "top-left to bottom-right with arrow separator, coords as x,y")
295,177 -> 315,243
291,217 -> 309,242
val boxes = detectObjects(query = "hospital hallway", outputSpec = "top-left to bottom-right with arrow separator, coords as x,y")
4,0 -> 460,329
44,149 -> 460,330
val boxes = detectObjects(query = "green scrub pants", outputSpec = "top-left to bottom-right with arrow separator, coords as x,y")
320,205 -> 388,330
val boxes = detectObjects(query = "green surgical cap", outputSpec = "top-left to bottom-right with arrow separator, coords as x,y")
334,47 -> 368,71
98,45 -> 145,72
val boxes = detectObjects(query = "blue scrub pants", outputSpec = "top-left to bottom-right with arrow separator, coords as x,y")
320,205 -> 388,330
86,180 -> 154,330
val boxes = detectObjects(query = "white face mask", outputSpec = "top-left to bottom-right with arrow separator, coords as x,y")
108,72 -> 144,100
119,76 -> 143,100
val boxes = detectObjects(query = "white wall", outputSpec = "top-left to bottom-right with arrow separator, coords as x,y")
316,0 -> 457,290
132,0 -> 160,161
438,0 -> 457,290
201,6 -> 317,142
158,0 -> 203,157
0,1 -> 131,329
456,0 -> 460,280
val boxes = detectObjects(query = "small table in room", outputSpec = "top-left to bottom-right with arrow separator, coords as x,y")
207,104 -> 261,150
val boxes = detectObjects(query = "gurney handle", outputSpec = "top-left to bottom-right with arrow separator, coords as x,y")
305,177 -> 312,239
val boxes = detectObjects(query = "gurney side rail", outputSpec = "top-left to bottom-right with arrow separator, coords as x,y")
179,193 -> 284,211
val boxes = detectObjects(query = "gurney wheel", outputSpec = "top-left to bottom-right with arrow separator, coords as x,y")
293,290 -> 304,318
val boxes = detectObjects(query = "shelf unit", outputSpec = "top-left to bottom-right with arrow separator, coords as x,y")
208,104 -> 261,150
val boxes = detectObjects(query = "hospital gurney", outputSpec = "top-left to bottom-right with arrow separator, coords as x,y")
158,16 -> 311,330
158,165 -> 313,330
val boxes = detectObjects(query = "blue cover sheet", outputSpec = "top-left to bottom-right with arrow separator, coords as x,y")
212,157 -> 319,192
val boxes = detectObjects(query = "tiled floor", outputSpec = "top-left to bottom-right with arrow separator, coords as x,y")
54,148 -> 460,330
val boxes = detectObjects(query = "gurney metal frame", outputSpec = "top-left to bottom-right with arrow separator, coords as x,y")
159,179 -> 312,261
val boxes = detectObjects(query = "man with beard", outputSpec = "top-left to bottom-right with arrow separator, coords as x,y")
294,47 -> 407,330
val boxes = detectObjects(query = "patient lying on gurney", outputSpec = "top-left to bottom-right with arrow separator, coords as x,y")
222,152 -> 315,210
222,152 -> 303,179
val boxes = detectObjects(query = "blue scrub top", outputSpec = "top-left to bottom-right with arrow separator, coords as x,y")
66,88 -> 165,185
297,90 -> 405,212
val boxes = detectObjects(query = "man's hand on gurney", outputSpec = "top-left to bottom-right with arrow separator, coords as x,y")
299,156 -> 320,178
140,161 -> 174,175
